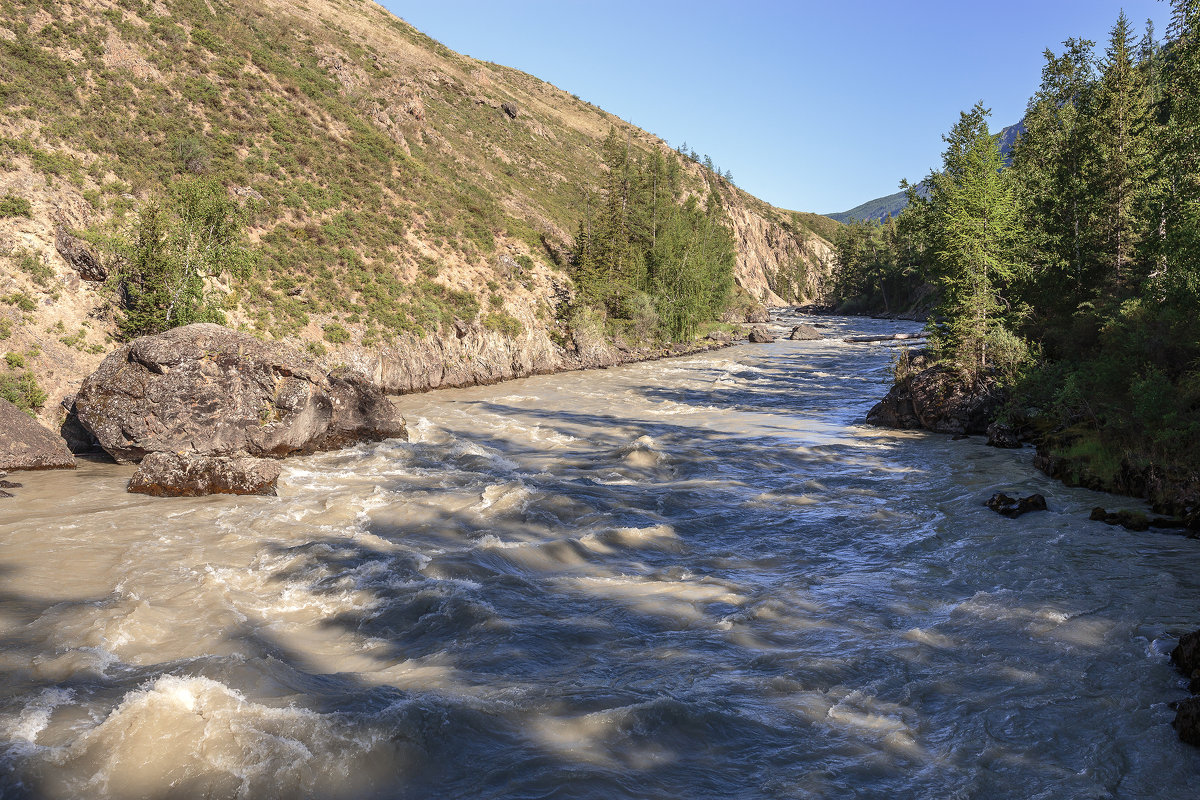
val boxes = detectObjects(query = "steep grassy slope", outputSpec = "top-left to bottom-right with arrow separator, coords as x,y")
0,0 -> 834,423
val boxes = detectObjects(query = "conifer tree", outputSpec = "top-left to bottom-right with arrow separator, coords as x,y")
925,103 -> 1021,380
1093,11 -> 1152,287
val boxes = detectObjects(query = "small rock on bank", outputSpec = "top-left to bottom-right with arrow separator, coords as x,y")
128,452 -> 281,497
0,398 -> 76,473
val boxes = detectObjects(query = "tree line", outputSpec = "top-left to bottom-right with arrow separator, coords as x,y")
832,0 -> 1200,472
569,129 -> 736,341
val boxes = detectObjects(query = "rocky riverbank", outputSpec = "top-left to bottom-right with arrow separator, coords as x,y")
865,349 -> 1200,748
0,321 -> 751,496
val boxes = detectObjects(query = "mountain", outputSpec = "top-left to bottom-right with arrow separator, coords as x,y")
825,120 -> 1026,224
0,0 -> 835,423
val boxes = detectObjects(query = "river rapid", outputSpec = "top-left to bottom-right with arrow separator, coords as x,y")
1,313 -> 1198,799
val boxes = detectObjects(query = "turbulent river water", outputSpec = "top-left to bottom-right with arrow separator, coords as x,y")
2,313 -> 1198,799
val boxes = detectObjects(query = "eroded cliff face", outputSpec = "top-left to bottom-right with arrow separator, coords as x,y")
725,202 -> 834,306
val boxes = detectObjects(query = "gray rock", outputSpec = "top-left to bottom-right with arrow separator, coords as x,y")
0,398 -> 76,471
501,101 -> 519,119
788,324 -> 823,341
748,327 -> 776,344
985,492 -> 1048,518
55,225 -> 106,282
128,452 -> 281,497
75,323 -> 406,464
986,422 -> 1022,448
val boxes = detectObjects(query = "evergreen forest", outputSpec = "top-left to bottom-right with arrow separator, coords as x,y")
829,0 -> 1200,487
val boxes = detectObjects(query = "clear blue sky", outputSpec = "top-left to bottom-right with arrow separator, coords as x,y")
382,1 -> 1172,214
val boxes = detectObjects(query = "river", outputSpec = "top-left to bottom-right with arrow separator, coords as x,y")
1,314 -> 1197,799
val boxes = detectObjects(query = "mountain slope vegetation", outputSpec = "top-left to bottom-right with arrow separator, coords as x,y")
0,0 -> 834,421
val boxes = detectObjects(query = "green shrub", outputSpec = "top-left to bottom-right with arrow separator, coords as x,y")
4,352 -> 25,368
16,251 -> 53,287
3,293 -> 36,312
483,312 -> 522,337
0,193 -> 32,218
322,322 -> 350,343
0,370 -> 46,412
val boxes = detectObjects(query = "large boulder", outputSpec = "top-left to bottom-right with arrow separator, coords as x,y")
128,452 -> 281,497
866,363 -> 1004,435
748,326 -> 776,344
788,324 -> 823,341
75,324 -> 406,464
0,398 -> 76,471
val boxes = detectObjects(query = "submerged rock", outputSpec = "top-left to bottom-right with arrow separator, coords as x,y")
0,398 -> 76,471
788,324 -> 823,341
128,452 -> 281,497
1089,508 -> 1152,532
76,324 -> 406,466
985,492 -> 1048,518
748,326 -> 776,343
867,364 -> 1003,435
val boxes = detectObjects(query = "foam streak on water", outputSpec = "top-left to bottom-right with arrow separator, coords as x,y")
1,314 -> 1198,799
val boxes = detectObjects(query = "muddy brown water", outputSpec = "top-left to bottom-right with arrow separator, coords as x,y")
1,314 -> 1198,799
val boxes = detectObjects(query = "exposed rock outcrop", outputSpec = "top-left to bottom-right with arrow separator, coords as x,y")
866,363 -> 1004,436
0,398 -> 76,471
128,452 -> 281,497
75,323 -> 407,465
54,224 -> 106,282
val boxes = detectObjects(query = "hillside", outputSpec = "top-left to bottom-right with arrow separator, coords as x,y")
0,0 -> 835,426
825,121 -> 1025,223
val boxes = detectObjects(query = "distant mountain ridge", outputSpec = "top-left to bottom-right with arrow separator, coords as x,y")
825,121 -> 1025,224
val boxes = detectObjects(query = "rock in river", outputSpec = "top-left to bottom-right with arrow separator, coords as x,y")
0,398 -> 76,472
748,326 -> 776,344
75,323 -> 406,465
128,452 -> 281,497
985,492 -> 1048,518
788,324 -> 823,341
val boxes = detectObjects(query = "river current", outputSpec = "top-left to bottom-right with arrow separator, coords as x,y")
1,314 -> 1198,799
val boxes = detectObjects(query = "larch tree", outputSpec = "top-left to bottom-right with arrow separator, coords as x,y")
1092,11 -> 1152,289
926,103 -> 1022,382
